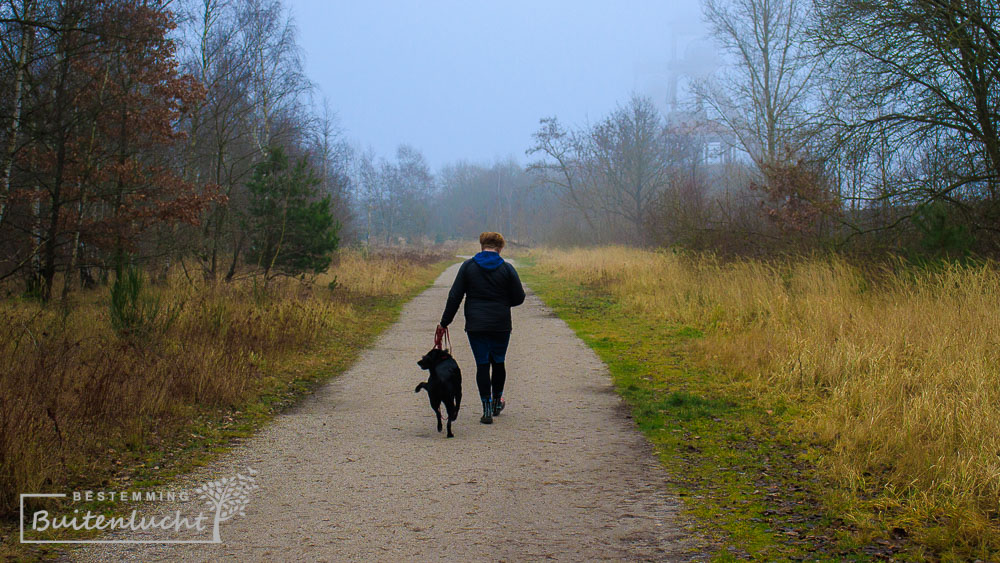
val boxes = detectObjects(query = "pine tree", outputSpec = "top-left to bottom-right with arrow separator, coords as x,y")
244,146 -> 339,278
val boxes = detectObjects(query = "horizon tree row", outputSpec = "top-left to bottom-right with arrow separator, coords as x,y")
528,0 -> 1000,255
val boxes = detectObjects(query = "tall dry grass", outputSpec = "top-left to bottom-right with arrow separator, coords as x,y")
534,246 -> 1000,543
0,248 -> 449,516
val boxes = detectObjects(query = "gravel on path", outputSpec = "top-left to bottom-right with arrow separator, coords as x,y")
74,261 -> 691,562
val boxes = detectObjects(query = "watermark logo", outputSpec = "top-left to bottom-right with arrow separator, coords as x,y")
20,468 -> 259,544
193,470 -> 259,543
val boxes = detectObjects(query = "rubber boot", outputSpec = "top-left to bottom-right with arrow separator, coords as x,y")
480,399 -> 493,424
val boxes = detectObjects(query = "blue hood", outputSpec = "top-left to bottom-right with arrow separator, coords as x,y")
473,251 -> 504,270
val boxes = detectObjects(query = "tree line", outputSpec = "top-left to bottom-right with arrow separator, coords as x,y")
526,0 -> 1000,256
353,149 -> 556,247
0,0 -> 349,301
4,0 -> 997,301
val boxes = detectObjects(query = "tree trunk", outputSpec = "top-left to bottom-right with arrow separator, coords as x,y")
62,58 -> 110,300
224,232 -> 245,283
42,37 -> 74,301
61,191 -> 85,300
0,0 -> 36,229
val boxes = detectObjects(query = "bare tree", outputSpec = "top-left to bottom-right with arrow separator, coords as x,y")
696,0 -> 819,169
646,119 -> 717,247
528,96 -> 672,244
394,145 -> 433,241
814,0 -> 1000,241
526,117 -> 601,236
237,0 -> 309,154
353,145 -> 432,245
0,0 -> 352,292
308,98 -> 352,226
585,95 -> 672,243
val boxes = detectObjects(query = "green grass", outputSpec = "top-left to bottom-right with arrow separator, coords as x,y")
521,263 -> 888,562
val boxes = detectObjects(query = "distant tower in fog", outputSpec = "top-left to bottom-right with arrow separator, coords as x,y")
631,26 -> 736,166
667,28 -> 681,114
663,30 -> 735,166
632,23 -> 694,117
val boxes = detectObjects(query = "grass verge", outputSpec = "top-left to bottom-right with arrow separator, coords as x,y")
521,251 -> 946,562
1,248 -> 454,560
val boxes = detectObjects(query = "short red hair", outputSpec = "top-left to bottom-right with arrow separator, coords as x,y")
479,232 -> 505,250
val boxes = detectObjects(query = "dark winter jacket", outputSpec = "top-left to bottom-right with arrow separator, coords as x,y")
440,251 -> 526,333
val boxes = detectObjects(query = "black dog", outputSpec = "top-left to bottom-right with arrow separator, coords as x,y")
415,348 -> 462,438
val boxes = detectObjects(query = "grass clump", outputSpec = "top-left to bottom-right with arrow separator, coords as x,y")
109,266 -> 179,341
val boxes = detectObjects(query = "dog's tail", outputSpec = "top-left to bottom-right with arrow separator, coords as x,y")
414,382 -> 426,393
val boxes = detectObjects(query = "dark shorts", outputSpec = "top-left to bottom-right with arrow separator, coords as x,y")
466,331 -> 510,365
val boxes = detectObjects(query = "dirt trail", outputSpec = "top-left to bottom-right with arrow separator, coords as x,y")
75,261 -> 691,562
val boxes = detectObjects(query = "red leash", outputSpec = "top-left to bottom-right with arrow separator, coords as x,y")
434,325 -> 451,352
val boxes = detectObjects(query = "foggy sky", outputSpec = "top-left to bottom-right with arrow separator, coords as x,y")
289,0 -> 711,170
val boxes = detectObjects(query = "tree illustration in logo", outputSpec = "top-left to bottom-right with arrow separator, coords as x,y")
194,468 -> 259,543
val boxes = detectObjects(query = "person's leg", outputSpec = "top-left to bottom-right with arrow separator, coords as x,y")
475,363 -> 492,403
490,361 -> 506,410
476,363 -> 493,423
467,332 -> 493,424
487,332 -> 511,415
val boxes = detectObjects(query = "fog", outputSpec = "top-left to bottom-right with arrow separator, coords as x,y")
290,0 -> 709,169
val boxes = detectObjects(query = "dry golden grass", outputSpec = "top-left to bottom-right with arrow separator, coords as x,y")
317,248 -> 441,299
0,248 -> 450,517
533,246 -> 1000,550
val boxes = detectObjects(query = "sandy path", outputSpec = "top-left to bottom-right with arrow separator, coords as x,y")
74,261 -> 690,562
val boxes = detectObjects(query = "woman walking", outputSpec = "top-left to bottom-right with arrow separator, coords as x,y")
439,232 -> 525,424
